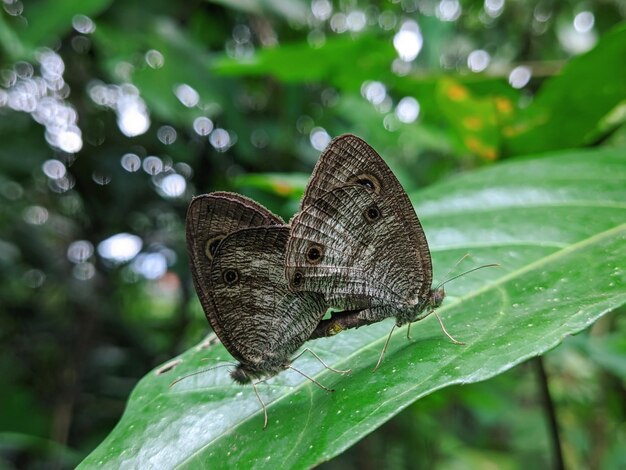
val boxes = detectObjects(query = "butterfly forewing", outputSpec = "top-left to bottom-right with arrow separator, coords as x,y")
286,184 -> 431,310
287,134 -> 433,311
186,193 -> 284,345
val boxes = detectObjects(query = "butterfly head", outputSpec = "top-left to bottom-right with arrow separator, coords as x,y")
430,287 -> 445,310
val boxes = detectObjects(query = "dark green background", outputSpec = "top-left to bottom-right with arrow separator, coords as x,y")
1,1 -> 625,468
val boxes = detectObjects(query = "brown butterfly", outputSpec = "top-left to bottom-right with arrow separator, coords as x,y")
284,134 -> 487,366
286,134 -> 444,326
184,192 -> 358,427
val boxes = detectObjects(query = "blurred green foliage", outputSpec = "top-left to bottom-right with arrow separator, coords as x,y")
0,0 -> 625,468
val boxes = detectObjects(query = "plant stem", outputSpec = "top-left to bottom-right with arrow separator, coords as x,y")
534,357 -> 564,470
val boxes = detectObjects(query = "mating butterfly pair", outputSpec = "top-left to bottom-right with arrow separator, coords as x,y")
186,134 -> 447,382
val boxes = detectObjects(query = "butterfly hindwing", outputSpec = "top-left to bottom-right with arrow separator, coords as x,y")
210,226 -> 327,370
186,193 -> 283,353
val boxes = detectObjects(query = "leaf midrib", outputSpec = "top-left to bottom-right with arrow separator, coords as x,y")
419,200 -> 626,218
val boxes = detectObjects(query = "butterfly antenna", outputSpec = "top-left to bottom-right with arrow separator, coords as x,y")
438,253 -> 471,284
434,263 -> 500,291
292,348 -> 351,375
373,323 -> 396,372
169,363 -> 236,388
288,365 -> 334,392
251,381 -> 269,430
434,312 -> 465,345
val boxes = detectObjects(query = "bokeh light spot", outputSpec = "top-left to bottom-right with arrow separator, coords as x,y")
131,253 -> 167,280
393,21 -> 423,62
143,156 -> 163,175
437,0 -> 462,22
509,66 -> 532,89
157,125 -> 177,145
42,159 -> 66,179
121,153 -> 141,172
159,174 -> 186,198
311,0 -> 332,21
72,14 -> 96,34
67,240 -> 94,263
174,84 -> 199,108
574,11 -> 594,33
467,49 -> 490,72
484,0 -> 504,18
115,88 -> 150,137
97,233 -> 142,263
193,116 -> 214,136
346,10 -> 367,32
145,49 -> 165,69
310,127 -> 331,151
73,262 -> 96,280
23,206 -> 49,225
209,128 -> 231,151
395,97 -> 420,123
361,81 -> 387,106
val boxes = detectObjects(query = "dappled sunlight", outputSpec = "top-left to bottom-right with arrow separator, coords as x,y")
97,233 -> 143,263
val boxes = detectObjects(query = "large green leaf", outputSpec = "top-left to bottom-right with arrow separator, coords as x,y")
80,148 -> 626,468
214,33 -> 397,86
503,23 -> 626,155
4,0 -> 113,60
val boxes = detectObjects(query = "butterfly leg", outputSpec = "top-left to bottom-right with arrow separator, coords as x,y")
288,365 -> 334,392
373,324 -> 396,372
251,380 -> 269,430
434,312 -> 465,345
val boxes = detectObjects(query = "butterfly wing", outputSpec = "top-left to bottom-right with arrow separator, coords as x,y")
286,184 -> 431,309
300,134 -> 412,210
186,192 -> 283,343
299,134 -> 432,283
209,226 -> 327,368
287,134 -> 433,310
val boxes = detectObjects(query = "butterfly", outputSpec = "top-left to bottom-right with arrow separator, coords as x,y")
283,134 -> 478,367
185,192 -> 356,427
285,134 -> 445,326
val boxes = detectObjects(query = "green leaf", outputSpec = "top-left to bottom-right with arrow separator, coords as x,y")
92,19 -> 225,127
213,33 -> 397,86
576,330 -> 626,379
206,0 -> 309,23
232,172 -> 309,198
19,0 -> 113,53
80,148 -> 626,468
435,78 -> 501,160
504,23 -> 626,154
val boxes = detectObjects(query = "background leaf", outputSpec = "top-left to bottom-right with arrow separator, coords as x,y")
80,147 -> 626,468
9,0 -> 113,59
503,23 -> 626,154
